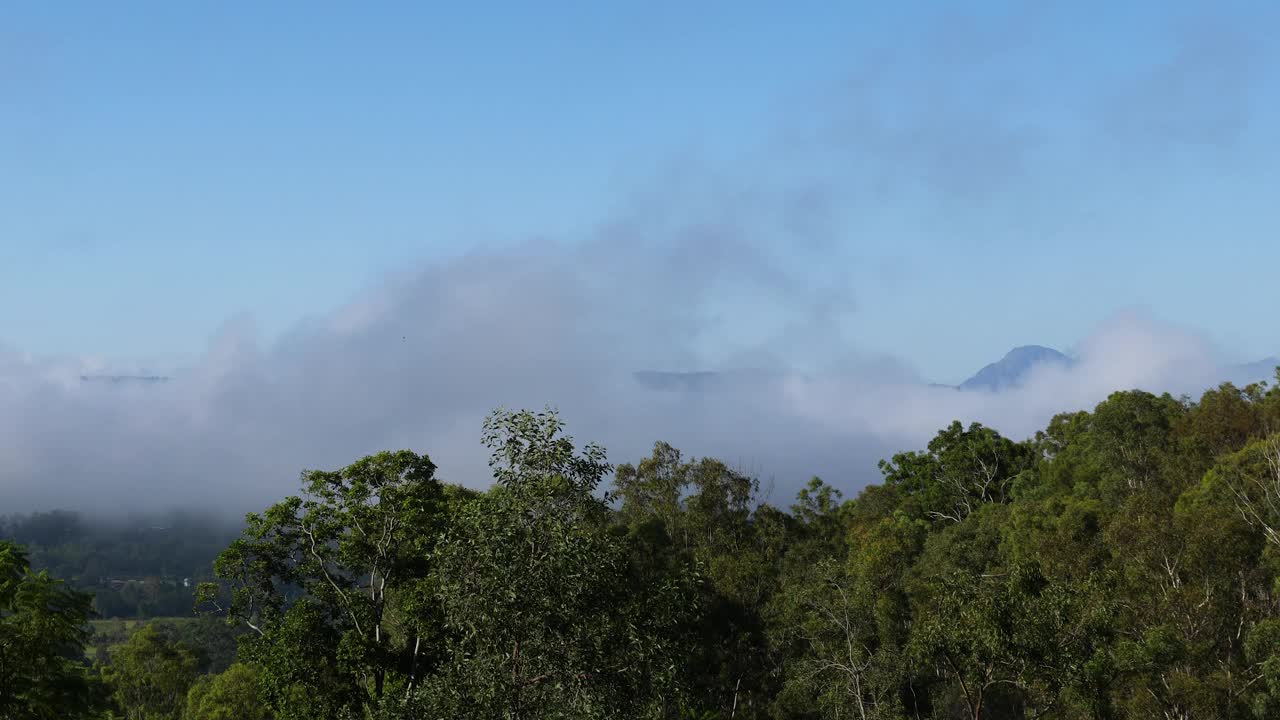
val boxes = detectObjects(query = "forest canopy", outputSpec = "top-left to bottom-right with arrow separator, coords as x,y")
5,375 -> 1280,718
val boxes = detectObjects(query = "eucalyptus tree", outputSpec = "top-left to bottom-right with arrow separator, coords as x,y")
407,408 -> 700,720
203,450 -> 446,718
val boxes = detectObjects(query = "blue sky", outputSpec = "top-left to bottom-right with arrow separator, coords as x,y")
3,1 -> 1279,383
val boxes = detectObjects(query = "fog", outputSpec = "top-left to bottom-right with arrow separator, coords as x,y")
2,4 -> 1277,515
1,254 -> 1272,515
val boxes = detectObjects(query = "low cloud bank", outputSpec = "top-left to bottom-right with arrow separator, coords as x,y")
0,244 -> 1271,515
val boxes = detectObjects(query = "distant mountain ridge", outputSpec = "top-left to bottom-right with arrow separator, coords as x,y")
1226,357 -> 1280,386
956,345 -> 1073,392
80,375 -> 170,385
632,369 -> 781,392
632,370 -> 722,392
633,347 -> 1279,395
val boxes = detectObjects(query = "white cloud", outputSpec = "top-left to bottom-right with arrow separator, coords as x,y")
0,241 -> 1268,516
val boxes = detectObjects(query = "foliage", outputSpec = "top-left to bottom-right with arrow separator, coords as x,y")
879,421 -> 1034,524
12,375 -> 1280,718
0,541 -> 106,720
203,449 -> 446,718
410,408 -> 699,719
88,617 -> 245,675
185,663 -> 272,720
98,624 -> 200,720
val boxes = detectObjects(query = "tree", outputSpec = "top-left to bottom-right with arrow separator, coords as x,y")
409,408 -> 698,719
770,557 -> 902,720
1176,382 -> 1262,460
204,449 -> 446,718
911,564 -> 1109,720
879,421 -> 1033,525
1086,391 -> 1184,497
1104,458 -> 1272,720
185,663 -> 272,720
0,541 -> 105,720
1214,434 -> 1280,550
99,624 -> 200,720
614,441 -> 779,718
613,441 -> 688,536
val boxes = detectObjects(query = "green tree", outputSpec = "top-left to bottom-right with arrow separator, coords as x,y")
614,441 -> 781,718
0,541 -> 104,720
911,564 -> 1110,720
770,556 -> 903,720
880,421 -> 1033,525
185,663 -> 271,720
1086,390 -> 1185,499
410,408 -> 698,719
205,450 -> 446,718
99,624 -> 200,720
1213,434 -> 1280,549
613,441 -> 688,538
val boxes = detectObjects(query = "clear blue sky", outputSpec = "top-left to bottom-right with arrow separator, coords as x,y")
3,1 -> 1278,382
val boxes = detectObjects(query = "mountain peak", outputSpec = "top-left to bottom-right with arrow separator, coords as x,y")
957,345 -> 1072,392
